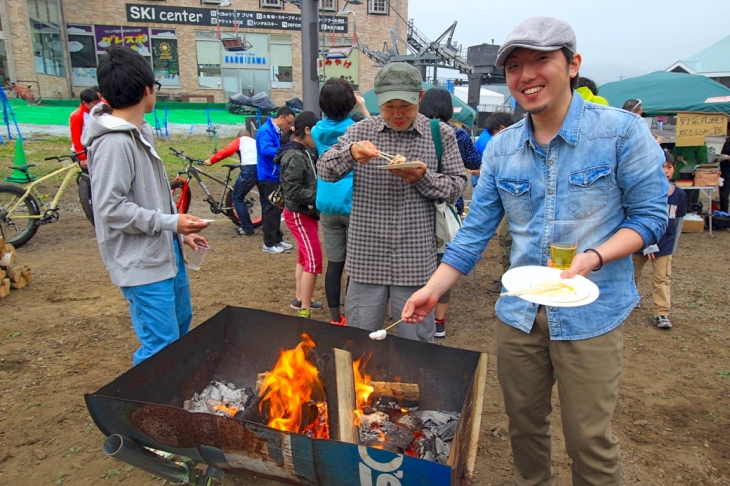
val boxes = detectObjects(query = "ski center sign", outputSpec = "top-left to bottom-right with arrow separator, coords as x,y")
126,4 -> 348,32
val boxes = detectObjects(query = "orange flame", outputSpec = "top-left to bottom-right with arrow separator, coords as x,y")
258,333 -> 323,433
352,356 -> 374,425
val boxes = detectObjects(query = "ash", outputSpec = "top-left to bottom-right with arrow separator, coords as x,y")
184,380 -> 255,417
358,409 -> 460,464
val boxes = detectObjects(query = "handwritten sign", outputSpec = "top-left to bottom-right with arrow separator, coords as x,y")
675,112 -> 728,147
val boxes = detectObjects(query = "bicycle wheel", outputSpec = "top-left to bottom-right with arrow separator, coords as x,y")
224,186 -> 262,228
170,179 -> 191,214
3,87 -> 16,100
0,184 -> 41,248
77,174 -> 95,227
26,94 -> 41,106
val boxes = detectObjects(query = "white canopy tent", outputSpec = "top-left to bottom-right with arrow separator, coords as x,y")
452,86 -> 505,107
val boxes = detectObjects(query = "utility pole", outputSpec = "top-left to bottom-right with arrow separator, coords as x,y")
300,0 -> 319,112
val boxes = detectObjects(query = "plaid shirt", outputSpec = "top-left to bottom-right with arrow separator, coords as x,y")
317,114 -> 467,286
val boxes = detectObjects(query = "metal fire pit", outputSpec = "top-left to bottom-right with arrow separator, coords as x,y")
85,306 -> 487,485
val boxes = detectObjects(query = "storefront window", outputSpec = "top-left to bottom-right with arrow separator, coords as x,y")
151,29 -> 180,88
196,32 -> 221,89
270,34 -> 292,89
28,0 -> 66,77
67,24 -> 96,87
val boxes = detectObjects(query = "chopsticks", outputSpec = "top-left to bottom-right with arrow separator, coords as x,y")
352,142 -> 398,162
501,283 -> 570,297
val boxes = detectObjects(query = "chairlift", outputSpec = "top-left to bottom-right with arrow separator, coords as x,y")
216,0 -> 253,52
321,11 -> 357,59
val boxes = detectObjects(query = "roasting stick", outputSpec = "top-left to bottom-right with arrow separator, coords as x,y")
501,283 -> 572,297
352,142 -> 397,161
369,318 -> 405,340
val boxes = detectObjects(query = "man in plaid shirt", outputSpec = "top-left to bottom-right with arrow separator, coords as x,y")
317,63 -> 467,342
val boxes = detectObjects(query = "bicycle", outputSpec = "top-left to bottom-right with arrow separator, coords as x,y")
3,81 -> 42,106
0,152 -> 93,248
168,147 -> 262,230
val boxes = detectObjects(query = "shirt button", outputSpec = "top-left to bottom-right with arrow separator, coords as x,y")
549,307 -> 555,311
548,160 -> 554,165
584,179 -> 588,184
548,190 -> 554,195
544,250 -> 549,255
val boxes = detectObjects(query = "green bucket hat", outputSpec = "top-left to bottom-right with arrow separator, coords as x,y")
374,62 -> 423,106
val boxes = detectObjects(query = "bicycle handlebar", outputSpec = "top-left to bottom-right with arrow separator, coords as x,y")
169,147 -> 205,165
44,151 -> 84,162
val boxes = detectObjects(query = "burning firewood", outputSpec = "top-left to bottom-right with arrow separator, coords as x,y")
366,381 -> 420,408
323,348 -> 359,444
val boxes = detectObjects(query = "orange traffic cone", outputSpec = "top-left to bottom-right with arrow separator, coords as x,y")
4,138 -> 36,183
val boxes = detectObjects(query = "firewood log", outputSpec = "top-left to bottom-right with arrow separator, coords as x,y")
0,285 -> 6,299
0,251 -> 14,267
0,267 -> 5,280
1,278 -> 9,294
20,265 -> 32,283
324,348 -> 360,444
0,237 -> 5,258
367,381 -> 420,404
5,265 -> 22,283
10,276 -> 26,290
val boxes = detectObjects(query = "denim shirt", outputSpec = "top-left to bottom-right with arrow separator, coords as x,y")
442,93 -> 669,340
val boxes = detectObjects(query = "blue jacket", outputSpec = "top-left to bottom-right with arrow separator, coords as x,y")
443,93 -> 669,340
256,118 -> 282,182
312,117 -> 355,215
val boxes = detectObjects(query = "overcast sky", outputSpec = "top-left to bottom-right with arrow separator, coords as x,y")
406,0 -> 730,87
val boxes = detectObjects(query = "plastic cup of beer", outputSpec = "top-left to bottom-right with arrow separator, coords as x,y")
187,244 -> 210,271
550,221 -> 577,270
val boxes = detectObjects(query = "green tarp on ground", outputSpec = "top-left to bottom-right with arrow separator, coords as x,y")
599,71 -> 730,116
361,82 -> 477,129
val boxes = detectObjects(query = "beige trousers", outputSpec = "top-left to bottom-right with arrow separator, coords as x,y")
497,307 -> 623,486
633,253 -> 672,315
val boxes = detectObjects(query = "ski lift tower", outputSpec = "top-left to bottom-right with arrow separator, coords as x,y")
465,42 -> 504,110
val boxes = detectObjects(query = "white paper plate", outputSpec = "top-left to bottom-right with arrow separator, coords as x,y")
375,162 -> 423,169
501,266 -> 600,307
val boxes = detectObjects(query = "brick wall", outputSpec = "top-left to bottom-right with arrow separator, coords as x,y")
6,0 -> 408,104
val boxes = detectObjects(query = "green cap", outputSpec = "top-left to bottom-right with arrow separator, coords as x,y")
374,63 -> 423,106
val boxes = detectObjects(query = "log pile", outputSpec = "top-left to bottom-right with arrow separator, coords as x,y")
0,237 -> 32,299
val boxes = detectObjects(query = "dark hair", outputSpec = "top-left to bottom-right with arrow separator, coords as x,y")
622,99 -> 642,113
485,112 -> 515,135
577,77 -> 598,94
418,88 -> 453,123
80,88 -> 100,104
292,111 -> 319,138
561,47 -> 579,90
319,78 -> 357,121
277,106 -> 295,119
663,149 -> 675,166
96,46 -> 155,109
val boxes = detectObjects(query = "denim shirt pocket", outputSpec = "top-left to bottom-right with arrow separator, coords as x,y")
497,179 -> 533,225
568,166 -> 611,219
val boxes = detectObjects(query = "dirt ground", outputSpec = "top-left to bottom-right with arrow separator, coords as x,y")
1,190 -> 729,486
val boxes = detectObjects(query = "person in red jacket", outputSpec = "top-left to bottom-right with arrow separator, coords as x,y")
69,88 -> 101,169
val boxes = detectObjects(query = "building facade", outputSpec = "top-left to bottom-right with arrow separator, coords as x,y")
0,0 -> 408,104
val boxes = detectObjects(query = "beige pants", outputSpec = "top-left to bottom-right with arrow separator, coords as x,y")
633,253 -> 672,315
497,307 -> 623,486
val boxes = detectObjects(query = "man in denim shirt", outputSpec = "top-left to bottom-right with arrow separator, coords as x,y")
403,16 -> 668,485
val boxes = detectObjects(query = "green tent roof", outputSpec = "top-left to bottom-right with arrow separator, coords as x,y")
361,82 -> 476,129
599,71 -> 730,116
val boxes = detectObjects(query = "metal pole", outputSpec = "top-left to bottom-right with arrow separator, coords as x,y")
300,0 -> 319,113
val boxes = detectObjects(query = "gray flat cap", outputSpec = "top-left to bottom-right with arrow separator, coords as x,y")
496,16 -> 576,68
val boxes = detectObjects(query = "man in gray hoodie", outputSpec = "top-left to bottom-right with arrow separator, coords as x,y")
83,46 -> 209,365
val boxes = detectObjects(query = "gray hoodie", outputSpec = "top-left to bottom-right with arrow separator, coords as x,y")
83,103 -> 181,287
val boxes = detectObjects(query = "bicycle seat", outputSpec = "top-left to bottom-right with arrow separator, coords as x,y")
222,164 -> 240,170
8,164 -> 35,171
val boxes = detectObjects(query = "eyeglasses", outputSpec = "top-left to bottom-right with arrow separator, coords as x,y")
154,81 -> 162,92
633,99 -> 642,111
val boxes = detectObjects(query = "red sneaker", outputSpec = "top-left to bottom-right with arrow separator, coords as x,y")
330,315 -> 347,326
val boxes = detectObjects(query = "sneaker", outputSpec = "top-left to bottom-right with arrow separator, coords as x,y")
297,309 -> 311,319
237,228 -> 254,236
486,281 -> 503,294
435,319 -> 446,338
653,315 -> 672,329
277,241 -> 293,250
290,298 -> 324,310
262,244 -> 284,254
330,315 -> 347,326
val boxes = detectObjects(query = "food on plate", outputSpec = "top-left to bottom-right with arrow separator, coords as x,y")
388,154 -> 407,165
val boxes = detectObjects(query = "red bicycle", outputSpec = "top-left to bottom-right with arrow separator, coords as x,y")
4,81 -> 42,105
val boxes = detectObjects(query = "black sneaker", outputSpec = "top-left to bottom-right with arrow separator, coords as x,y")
290,298 -> 324,310
435,319 -> 446,338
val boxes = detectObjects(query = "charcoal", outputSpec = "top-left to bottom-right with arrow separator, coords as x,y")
395,412 -> 423,432
358,411 -> 388,431
186,381 -> 251,417
436,419 -> 458,441
359,420 -> 415,453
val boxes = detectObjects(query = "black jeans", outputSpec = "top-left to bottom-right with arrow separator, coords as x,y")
258,180 -> 283,248
232,165 -> 258,234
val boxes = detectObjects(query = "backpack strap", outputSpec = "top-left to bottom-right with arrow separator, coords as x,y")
430,119 -> 443,173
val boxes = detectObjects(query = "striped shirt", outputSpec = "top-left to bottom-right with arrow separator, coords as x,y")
317,114 -> 467,286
